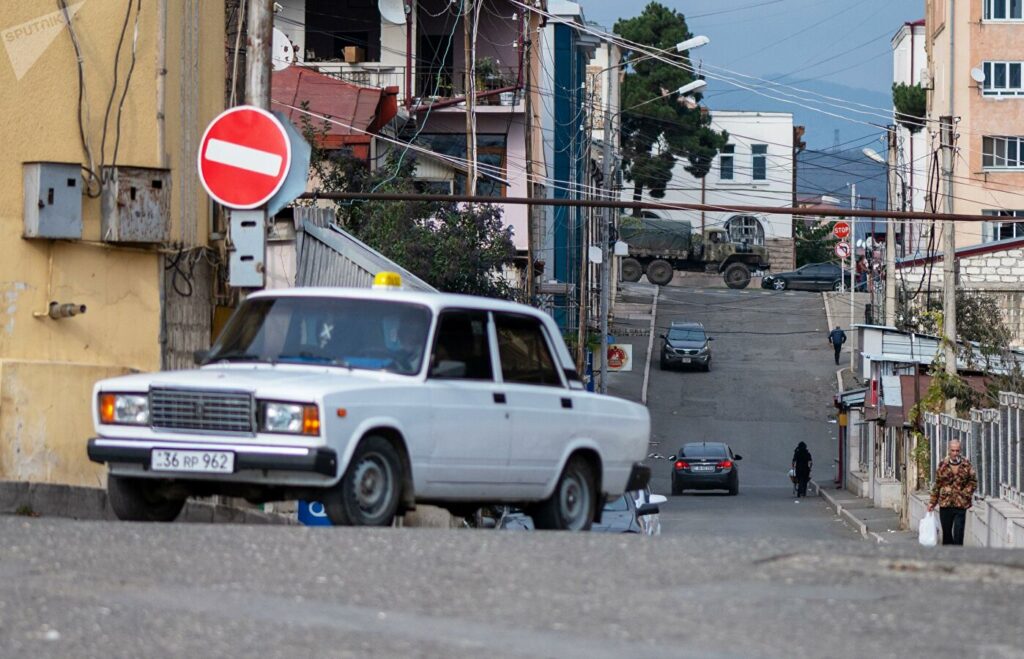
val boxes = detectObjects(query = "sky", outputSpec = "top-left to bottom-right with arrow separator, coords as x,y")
582,0 -> 925,149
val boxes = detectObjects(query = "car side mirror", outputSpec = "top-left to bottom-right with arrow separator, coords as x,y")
193,349 -> 209,365
649,494 -> 667,505
667,455 -> 676,461
733,454 -> 743,460
708,337 -> 715,341
636,503 -> 660,517
429,360 -> 468,379
659,333 -> 666,339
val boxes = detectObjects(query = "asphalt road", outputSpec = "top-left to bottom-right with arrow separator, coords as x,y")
644,278 -> 858,541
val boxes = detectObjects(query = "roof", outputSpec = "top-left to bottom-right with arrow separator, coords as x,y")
880,374 -> 991,427
859,325 -> 1024,374
271,66 -> 397,149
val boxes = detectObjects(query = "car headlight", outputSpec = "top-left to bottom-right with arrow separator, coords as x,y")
260,401 -> 320,436
99,393 -> 150,425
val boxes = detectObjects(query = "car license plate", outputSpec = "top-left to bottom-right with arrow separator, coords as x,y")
681,357 -> 691,363
151,449 -> 235,474
692,465 -> 714,472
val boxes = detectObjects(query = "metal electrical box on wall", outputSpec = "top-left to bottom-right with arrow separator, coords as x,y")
23,162 -> 83,239
100,167 -> 172,243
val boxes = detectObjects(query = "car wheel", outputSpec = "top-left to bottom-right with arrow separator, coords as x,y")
621,258 -> 643,283
107,475 -> 186,522
646,259 -> 674,286
660,356 -> 669,370
832,280 -> 843,292
772,278 -> 787,291
728,476 -> 739,496
325,435 -> 403,526
532,456 -> 595,531
723,263 -> 751,289
702,359 -> 711,372
671,477 -> 683,496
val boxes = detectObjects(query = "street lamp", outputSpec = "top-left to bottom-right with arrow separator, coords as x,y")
596,38 -> 709,395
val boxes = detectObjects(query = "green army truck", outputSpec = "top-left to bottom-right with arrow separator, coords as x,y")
618,216 -> 771,289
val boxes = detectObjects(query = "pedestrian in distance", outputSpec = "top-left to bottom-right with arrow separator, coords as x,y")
828,325 -> 846,365
792,441 -> 812,498
927,439 -> 978,545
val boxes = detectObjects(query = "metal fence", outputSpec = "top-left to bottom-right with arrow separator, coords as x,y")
923,393 -> 1024,508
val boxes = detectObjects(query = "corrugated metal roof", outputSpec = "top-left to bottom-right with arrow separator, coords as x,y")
271,66 -> 384,149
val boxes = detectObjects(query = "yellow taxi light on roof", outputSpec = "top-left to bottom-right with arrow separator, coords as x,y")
372,271 -> 403,290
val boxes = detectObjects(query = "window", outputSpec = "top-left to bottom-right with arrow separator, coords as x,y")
429,310 -> 494,380
725,215 -> 765,245
982,136 -> 1024,168
982,62 -> 1024,96
751,144 -> 768,180
494,313 -> 562,387
679,443 -> 728,458
983,210 -> 1024,242
418,134 -> 508,197
719,144 -> 734,180
985,0 -> 1024,20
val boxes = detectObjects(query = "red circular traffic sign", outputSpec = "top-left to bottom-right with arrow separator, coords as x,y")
197,106 -> 292,209
835,241 -> 851,259
832,221 -> 851,239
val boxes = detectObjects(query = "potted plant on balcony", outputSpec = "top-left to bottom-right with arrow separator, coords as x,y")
474,56 -> 504,104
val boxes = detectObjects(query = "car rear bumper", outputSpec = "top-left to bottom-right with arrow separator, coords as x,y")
87,438 -> 339,477
673,470 -> 734,490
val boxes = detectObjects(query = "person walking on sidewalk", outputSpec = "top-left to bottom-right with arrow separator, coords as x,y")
927,440 -> 978,546
828,326 -> 847,365
792,441 -> 813,498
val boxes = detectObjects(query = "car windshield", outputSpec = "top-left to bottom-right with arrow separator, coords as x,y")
680,444 -> 728,458
603,494 -> 630,512
206,296 -> 432,375
668,328 -> 705,342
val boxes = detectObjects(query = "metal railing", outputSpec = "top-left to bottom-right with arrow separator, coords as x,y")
298,62 -> 406,92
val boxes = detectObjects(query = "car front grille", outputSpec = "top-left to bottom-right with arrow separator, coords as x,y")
150,388 -> 254,434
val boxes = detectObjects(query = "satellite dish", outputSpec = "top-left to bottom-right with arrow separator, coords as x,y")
272,28 -> 295,71
970,67 -> 986,83
379,0 -> 407,24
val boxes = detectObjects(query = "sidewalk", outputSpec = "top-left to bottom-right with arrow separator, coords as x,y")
605,281 -> 659,406
818,290 -> 916,544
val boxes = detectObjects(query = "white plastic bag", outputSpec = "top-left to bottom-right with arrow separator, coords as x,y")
918,511 -> 940,546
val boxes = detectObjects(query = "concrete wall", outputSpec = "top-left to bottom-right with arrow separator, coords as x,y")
0,1 -> 223,486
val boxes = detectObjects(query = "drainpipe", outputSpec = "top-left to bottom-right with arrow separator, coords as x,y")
156,0 -> 167,166
908,21 -> 916,250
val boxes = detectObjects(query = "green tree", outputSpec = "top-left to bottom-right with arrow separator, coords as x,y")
299,111 -> 515,297
614,3 -> 728,207
794,218 -> 837,266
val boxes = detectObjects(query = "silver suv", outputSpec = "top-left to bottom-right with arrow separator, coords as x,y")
660,321 -> 713,371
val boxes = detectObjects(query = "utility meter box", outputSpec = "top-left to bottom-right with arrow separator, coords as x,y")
101,166 -> 172,243
23,162 -> 83,239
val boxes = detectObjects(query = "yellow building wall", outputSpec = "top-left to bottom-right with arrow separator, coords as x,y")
0,1 -> 224,486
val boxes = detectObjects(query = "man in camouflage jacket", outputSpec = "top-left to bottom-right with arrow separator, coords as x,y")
927,439 -> 977,545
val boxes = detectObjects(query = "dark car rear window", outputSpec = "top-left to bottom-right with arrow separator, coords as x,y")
679,443 -> 728,458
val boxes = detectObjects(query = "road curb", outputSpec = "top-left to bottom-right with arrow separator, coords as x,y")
813,478 -> 870,540
0,480 -> 296,525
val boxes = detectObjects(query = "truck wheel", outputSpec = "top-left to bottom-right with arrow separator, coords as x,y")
325,435 -> 403,526
723,263 -> 751,289
647,260 -> 674,286
621,258 -> 643,283
107,475 -> 185,522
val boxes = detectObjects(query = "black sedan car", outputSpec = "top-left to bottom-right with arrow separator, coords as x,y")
761,262 -> 857,292
671,442 -> 742,495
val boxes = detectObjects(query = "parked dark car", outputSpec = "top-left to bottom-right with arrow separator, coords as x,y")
761,262 -> 858,292
591,492 -> 661,534
660,321 -> 713,371
671,442 -> 742,495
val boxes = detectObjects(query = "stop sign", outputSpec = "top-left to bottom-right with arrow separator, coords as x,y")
832,221 -> 851,239
198,106 -> 292,209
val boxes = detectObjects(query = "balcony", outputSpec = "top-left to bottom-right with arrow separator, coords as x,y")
297,61 -> 406,94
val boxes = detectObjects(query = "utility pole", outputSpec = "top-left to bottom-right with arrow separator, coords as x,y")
849,183 -> 855,372
523,15 -> 535,301
940,116 -> 958,393
598,61 -> 614,395
245,0 -> 273,109
885,126 -> 898,326
464,0 -> 477,196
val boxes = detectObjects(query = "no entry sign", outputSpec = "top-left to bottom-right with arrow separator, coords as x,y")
832,221 -> 851,240
198,106 -> 292,209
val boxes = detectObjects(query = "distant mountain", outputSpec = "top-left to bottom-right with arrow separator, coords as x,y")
706,76 -> 892,150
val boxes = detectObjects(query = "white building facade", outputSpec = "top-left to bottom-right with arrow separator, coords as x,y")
892,19 -> 929,255
640,111 -> 796,271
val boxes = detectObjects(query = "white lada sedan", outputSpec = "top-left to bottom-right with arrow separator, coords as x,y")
88,275 -> 651,530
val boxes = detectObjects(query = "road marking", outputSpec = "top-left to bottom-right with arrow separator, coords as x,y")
204,138 -> 283,176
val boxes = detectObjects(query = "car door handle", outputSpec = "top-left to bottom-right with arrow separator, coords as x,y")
561,397 -> 573,409
493,392 -> 506,404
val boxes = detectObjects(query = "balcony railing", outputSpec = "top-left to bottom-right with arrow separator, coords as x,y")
298,61 -> 407,93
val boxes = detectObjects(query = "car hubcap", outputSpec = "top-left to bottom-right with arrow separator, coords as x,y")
352,454 -> 392,515
773,280 -> 785,290
560,475 -> 589,529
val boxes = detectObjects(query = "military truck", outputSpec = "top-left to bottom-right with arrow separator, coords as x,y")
618,216 -> 771,289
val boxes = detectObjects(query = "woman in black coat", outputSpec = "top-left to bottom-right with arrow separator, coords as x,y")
792,442 -> 813,498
